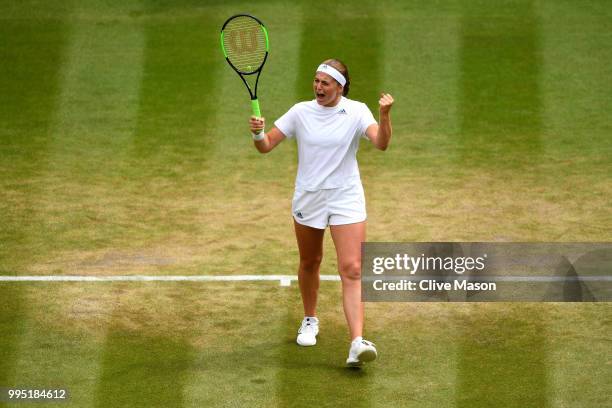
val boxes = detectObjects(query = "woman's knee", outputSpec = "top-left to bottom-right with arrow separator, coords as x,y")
300,255 -> 323,273
339,260 -> 361,281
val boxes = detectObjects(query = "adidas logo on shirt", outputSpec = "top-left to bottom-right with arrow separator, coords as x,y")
337,108 -> 347,115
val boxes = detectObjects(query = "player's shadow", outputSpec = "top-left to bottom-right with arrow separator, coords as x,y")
277,317 -> 374,407
280,337 -> 369,376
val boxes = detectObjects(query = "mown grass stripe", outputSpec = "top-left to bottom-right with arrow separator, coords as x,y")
94,321 -> 197,408
0,19 -> 68,270
456,2 -> 547,406
294,2 -> 383,107
458,0 -> 543,168
456,310 -> 548,408
35,4 -> 147,259
132,12 -> 219,162
0,7 -> 69,394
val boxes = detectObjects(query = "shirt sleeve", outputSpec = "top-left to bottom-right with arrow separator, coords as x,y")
359,103 -> 377,139
274,105 -> 298,139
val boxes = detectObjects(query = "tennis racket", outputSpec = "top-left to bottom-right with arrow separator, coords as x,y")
220,14 -> 269,118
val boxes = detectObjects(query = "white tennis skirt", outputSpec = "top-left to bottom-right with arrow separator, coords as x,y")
291,183 -> 367,229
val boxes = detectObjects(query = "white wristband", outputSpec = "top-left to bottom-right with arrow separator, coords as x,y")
252,130 -> 265,141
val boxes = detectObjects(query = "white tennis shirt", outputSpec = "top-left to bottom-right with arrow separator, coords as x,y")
274,97 -> 377,191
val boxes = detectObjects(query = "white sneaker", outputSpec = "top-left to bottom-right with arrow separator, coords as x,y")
346,337 -> 377,366
296,317 -> 319,346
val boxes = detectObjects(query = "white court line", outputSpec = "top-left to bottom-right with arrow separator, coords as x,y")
0,275 -> 341,286
0,275 -> 610,285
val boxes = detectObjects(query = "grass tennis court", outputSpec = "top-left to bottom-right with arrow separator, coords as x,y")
1,0 -> 610,407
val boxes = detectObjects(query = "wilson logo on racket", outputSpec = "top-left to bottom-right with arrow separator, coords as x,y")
228,28 -> 259,54
220,14 -> 270,118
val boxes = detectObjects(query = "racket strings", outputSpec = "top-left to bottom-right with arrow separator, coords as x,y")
223,17 -> 267,73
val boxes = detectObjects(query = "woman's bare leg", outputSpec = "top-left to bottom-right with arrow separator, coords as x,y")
330,221 -> 366,340
294,220 -> 325,317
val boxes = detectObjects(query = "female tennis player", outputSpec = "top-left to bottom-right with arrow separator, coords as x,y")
248,59 -> 393,366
